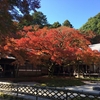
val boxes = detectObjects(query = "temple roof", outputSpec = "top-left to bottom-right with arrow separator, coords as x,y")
89,43 -> 100,52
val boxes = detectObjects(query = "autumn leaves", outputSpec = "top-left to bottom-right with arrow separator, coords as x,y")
1,26 -> 100,67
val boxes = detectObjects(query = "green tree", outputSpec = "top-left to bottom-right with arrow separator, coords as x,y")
8,0 -> 41,18
18,14 -> 33,29
52,22 -> 61,28
62,20 -> 73,28
0,0 -> 40,34
18,11 -> 48,29
80,13 -> 100,35
0,0 -> 15,34
32,11 -> 48,28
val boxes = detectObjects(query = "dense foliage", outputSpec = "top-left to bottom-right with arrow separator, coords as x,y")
18,11 -> 48,29
80,13 -> 100,35
1,26 -> 100,70
0,0 -> 40,34
62,20 -> 73,28
8,0 -> 41,18
52,22 -> 61,28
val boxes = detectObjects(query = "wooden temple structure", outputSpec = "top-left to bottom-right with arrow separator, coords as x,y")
0,58 -> 16,77
0,58 -> 48,78
0,57 -> 100,78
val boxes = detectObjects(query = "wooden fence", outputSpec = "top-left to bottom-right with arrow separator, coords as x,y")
0,82 -> 100,100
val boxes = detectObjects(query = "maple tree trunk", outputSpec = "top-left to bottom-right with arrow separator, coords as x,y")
15,64 -> 19,82
77,63 -> 80,78
48,63 -> 54,77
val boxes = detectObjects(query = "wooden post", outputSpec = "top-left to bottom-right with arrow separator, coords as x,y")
16,64 -> 19,97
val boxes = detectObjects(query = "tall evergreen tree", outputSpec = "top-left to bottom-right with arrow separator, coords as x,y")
62,20 -> 73,28
18,11 -> 48,29
52,22 -> 61,28
32,11 -> 48,27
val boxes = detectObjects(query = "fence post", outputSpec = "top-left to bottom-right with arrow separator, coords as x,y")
16,64 -> 19,97
16,83 -> 18,97
66,90 -> 69,100
36,86 -> 38,100
11,84 -> 12,95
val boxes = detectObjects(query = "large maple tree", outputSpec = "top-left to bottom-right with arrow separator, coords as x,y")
2,26 -> 100,74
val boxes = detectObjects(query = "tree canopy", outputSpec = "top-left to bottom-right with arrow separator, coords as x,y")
52,22 -> 61,28
0,0 -> 41,34
0,26 -> 100,74
3,26 -> 100,66
79,13 -> 100,35
8,0 -> 41,18
18,11 -> 48,29
62,20 -> 73,28
32,11 -> 48,27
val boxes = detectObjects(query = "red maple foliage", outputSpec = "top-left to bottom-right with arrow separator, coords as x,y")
2,26 -> 100,69
17,28 -> 81,63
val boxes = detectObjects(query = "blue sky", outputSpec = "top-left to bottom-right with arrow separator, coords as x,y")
37,0 -> 100,29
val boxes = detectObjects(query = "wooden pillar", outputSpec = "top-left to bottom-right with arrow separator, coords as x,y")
3,64 -> 6,77
99,65 -> 100,77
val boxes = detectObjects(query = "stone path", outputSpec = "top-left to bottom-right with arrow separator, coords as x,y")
65,81 -> 100,94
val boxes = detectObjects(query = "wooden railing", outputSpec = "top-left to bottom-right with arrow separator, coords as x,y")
0,82 -> 100,100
